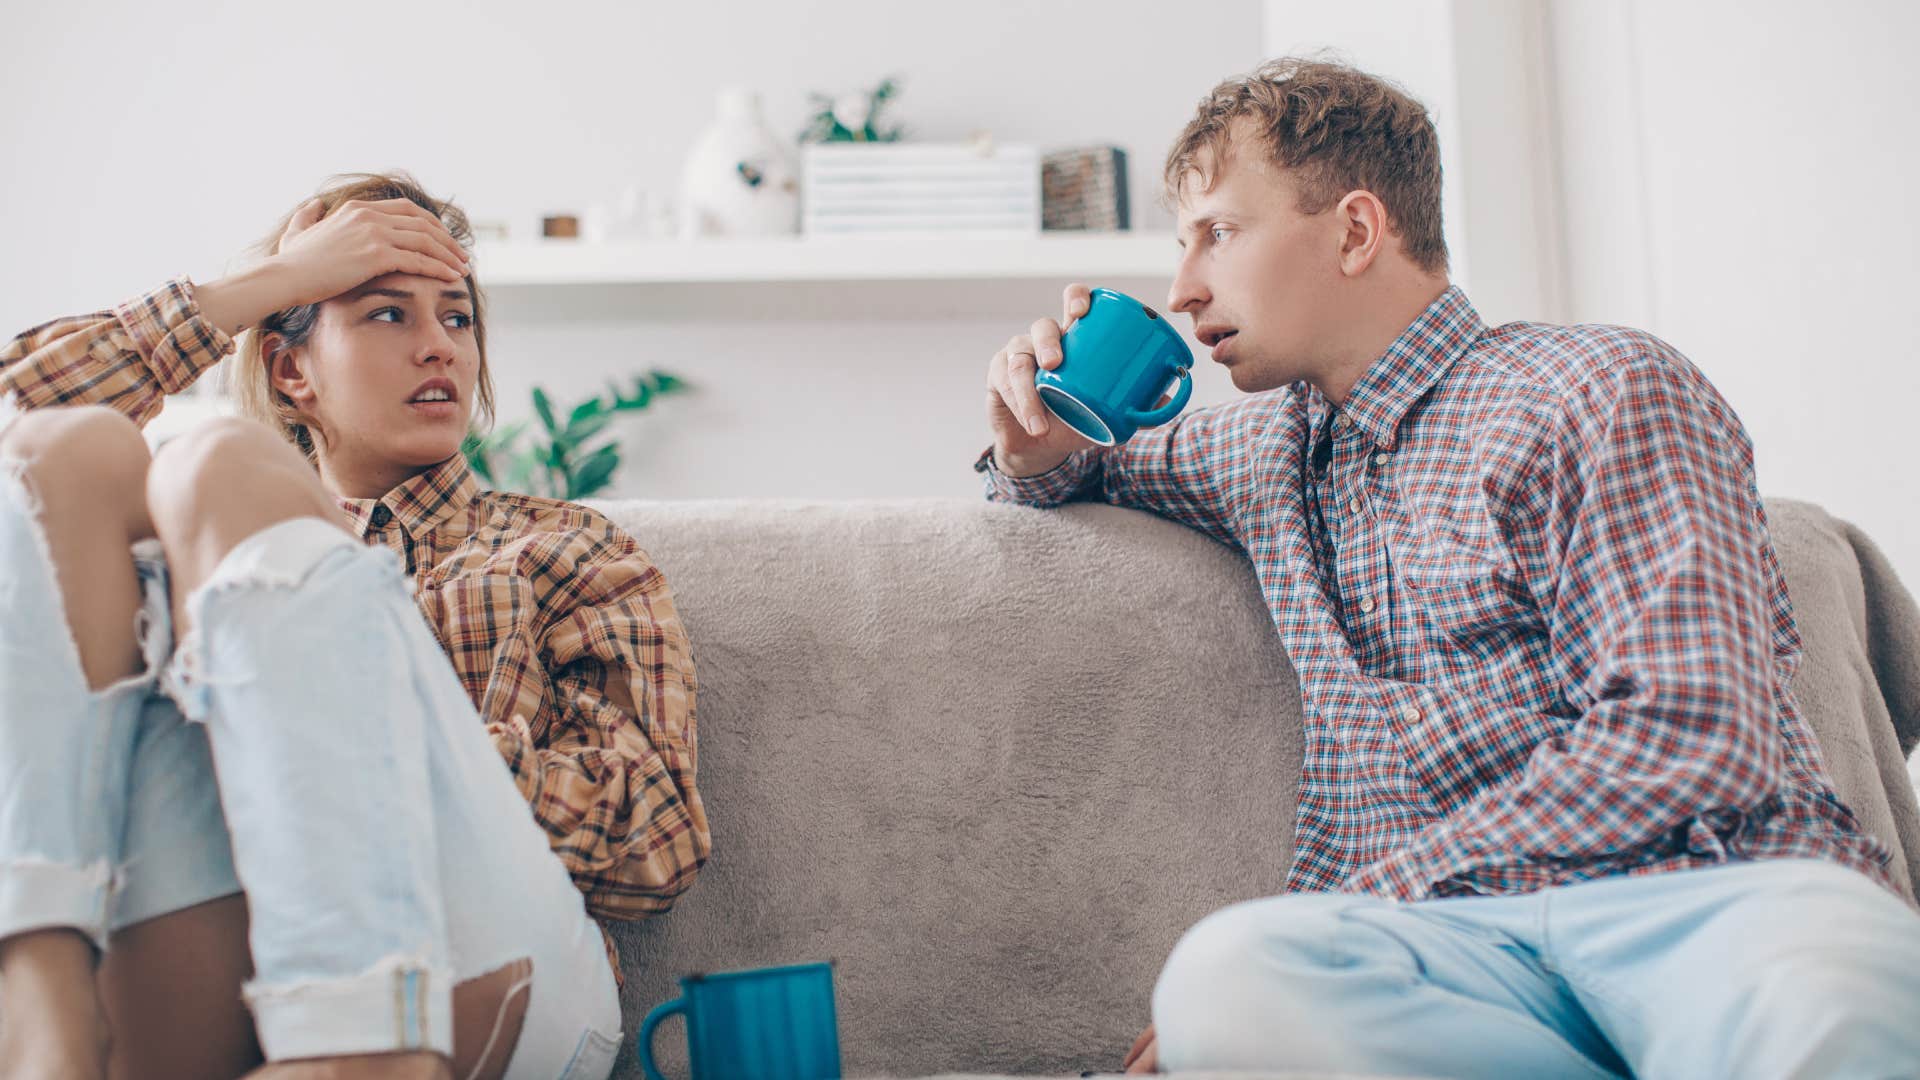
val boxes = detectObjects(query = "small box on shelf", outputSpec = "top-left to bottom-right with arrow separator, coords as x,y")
802,143 -> 1041,237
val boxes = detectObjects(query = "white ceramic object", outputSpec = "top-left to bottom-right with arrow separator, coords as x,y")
679,88 -> 800,238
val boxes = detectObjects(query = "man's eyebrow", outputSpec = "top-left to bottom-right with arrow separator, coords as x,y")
1176,214 -> 1218,250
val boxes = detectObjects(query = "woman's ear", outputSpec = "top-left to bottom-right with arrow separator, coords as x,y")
265,334 -> 316,409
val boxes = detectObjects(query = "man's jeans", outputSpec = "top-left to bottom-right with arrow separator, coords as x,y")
1154,856 -> 1920,1079
0,466 -> 622,1079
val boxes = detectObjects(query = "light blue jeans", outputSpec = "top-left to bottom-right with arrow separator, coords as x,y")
1153,857 -> 1920,1079
0,466 -> 622,1079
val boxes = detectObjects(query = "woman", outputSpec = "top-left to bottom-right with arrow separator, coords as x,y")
0,173 -> 710,1080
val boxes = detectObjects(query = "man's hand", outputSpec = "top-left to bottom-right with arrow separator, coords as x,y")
198,197 -> 471,338
1123,1023 -> 1157,1074
985,282 -> 1096,477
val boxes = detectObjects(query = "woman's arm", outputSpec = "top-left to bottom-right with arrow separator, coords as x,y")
0,198 -> 469,428
482,527 -> 711,920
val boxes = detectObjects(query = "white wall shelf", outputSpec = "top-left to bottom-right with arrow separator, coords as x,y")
473,232 -> 1178,287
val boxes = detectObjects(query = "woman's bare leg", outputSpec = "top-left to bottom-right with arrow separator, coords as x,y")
99,896 -> 260,1080
103,899 -> 526,1080
0,406 -> 156,1080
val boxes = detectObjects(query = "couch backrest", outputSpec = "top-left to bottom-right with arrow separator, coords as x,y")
593,496 -> 1919,1076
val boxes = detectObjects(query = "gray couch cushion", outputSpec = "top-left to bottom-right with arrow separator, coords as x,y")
590,496 -> 1919,1077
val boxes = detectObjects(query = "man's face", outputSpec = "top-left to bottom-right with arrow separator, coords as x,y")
1167,136 -> 1348,394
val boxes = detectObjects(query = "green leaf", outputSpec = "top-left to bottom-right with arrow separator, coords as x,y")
532,387 -> 557,435
492,420 -> 529,449
567,397 -> 605,428
564,412 -> 610,443
651,370 -> 686,393
466,446 -> 495,484
505,456 -> 536,495
569,444 -> 621,499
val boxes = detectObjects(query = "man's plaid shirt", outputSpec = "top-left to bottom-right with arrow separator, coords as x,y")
982,286 -> 1893,899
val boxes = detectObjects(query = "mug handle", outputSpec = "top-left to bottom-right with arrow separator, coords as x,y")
637,996 -> 689,1080
1126,367 -> 1193,427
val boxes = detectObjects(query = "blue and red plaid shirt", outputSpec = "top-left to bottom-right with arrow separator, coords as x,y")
981,286 -> 1894,900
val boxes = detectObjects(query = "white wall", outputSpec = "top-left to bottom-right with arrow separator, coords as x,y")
1546,0 -> 1920,588
0,0 -> 1262,500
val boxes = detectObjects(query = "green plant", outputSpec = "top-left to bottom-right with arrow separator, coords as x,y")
801,77 -> 904,143
462,371 -> 688,500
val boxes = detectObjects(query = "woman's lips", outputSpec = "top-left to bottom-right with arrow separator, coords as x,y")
407,399 -> 459,419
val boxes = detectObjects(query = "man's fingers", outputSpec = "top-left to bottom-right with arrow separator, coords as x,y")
1028,317 -> 1065,370
1062,282 -> 1093,327
1003,348 -> 1050,436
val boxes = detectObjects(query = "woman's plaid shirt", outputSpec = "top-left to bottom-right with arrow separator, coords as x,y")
1,280 -> 711,931
982,286 -> 1894,899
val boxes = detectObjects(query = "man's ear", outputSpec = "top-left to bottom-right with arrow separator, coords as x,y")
1334,189 -> 1390,277
265,334 -> 316,409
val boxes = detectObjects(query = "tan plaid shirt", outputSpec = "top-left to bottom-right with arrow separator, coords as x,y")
1,279 -> 711,959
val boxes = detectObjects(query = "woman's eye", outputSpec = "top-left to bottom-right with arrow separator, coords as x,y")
370,307 -> 402,323
1211,226 -> 1231,244
445,312 -> 474,330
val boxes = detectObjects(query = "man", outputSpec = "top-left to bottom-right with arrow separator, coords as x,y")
978,58 -> 1920,1078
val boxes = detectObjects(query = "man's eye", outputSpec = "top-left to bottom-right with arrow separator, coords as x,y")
1211,226 -> 1231,243
370,307 -> 402,323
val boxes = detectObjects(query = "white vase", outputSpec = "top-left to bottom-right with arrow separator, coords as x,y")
678,88 -> 800,238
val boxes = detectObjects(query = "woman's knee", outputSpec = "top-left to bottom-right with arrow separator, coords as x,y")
0,406 -> 152,529
146,419 -> 328,537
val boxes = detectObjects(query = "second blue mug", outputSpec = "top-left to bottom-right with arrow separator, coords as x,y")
1034,286 -> 1195,446
637,961 -> 842,1080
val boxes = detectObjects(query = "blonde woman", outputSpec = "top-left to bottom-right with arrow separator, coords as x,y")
0,173 -> 709,1080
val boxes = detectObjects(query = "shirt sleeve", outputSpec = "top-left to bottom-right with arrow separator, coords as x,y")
977,395 -> 1272,546
0,279 -> 233,427
1357,349 -> 1823,889
484,531 -> 711,921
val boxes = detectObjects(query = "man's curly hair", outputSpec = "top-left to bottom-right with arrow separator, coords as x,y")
1165,57 -> 1448,273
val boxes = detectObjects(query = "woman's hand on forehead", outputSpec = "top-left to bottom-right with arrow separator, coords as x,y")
267,197 -> 472,310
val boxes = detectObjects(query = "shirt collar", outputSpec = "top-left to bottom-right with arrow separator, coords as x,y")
337,453 -> 479,540
1328,285 -> 1484,452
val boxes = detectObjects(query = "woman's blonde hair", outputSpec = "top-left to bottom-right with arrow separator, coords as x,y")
228,171 -> 496,459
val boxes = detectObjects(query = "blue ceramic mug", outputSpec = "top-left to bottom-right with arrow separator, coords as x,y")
637,961 -> 842,1080
1034,287 -> 1195,446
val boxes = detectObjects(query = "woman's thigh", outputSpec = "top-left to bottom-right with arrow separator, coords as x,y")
172,525 -> 622,1076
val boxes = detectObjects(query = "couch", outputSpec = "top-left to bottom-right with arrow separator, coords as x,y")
590,496 -> 1920,1078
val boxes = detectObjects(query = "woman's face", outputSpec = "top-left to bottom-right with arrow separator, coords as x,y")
273,271 -> 480,495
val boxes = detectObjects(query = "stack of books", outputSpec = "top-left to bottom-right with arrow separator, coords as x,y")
1041,146 -> 1130,231
802,143 -> 1041,236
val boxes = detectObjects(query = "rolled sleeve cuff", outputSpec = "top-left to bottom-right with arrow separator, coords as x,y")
112,278 -> 235,395
972,445 -> 1095,505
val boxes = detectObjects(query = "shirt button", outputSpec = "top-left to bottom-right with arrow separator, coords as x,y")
1374,453 -> 1392,467
1360,595 -> 1377,614
1335,413 -> 1351,430
1401,704 -> 1422,723
369,505 -> 393,528
1348,498 -> 1362,515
